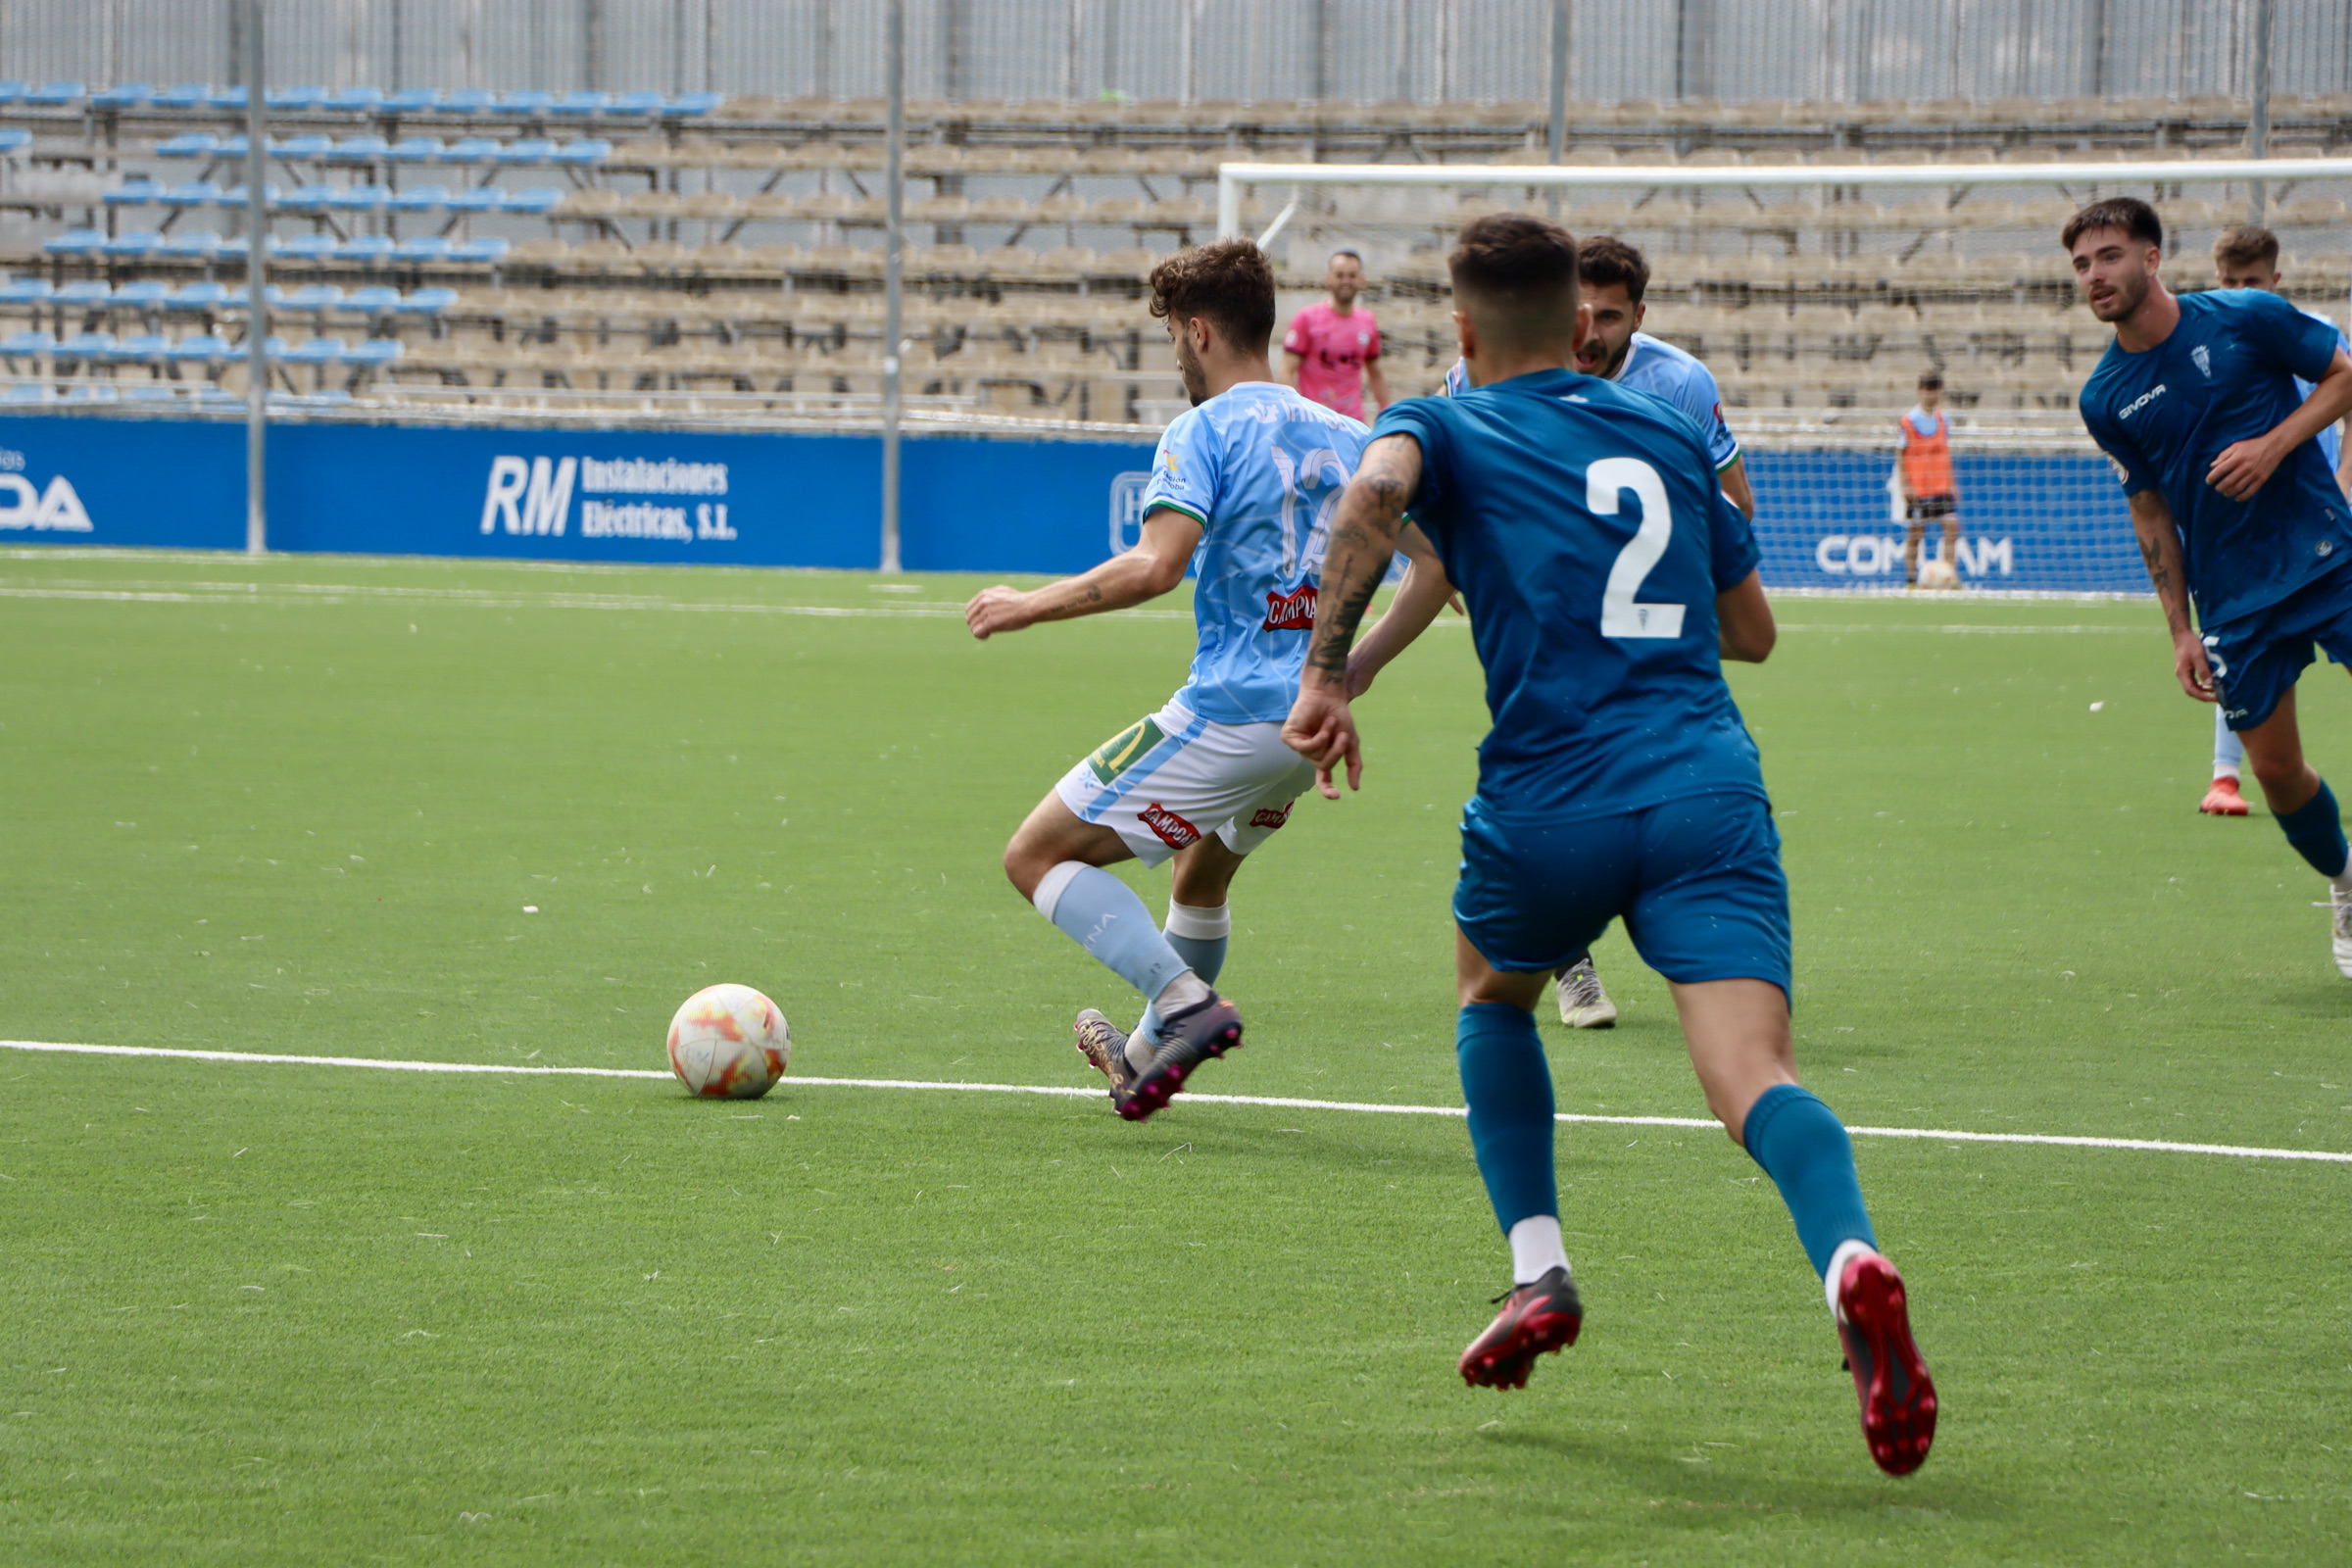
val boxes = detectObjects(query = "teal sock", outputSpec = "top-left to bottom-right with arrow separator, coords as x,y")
1741,1084 -> 1876,1279
1135,901 -> 1231,1054
2278,778 -> 2349,879
1456,1003 -> 1556,1233
1034,864 -> 1191,1004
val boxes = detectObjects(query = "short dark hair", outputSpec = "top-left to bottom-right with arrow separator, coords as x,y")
1577,234 -> 1649,306
1149,238 -> 1276,354
1449,213 -> 1581,342
2061,197 -> 2162,254
2214,224 -> 2281,272
1330,248 -> 1362,266
1917,369 -> 1942,389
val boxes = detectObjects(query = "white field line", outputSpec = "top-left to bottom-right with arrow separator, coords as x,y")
4,1038 -> 2345,1166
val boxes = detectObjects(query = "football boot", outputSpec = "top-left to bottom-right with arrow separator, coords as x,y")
1458,1265 -> 1583,1390
1834,1249 -> 1937,1476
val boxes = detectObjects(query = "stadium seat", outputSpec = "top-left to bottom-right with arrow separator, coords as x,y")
161,180 -> 223,208
551,138 -> 612,167
283,336 -> 348,366
111,332 -> 171,364
61,384 -> 120,403
496,139 -> 560,166
164,334 -> 228,362
0,277 -> 52,305
387,136 -> 447,163
166,282 -> 231,312
204,85 -> 248,111
54,331 -> 116,361
327,184 -> 394,213
104,179 -> 163,206
326,135 -> 391,164
158,231 -> 224,260
101,231 -> 165,259
338,285 -> 402,318
276,135 -> 337,162
325,86 -> 385,114
451,236 -> 511,264
503,187 -> 566,216
277,234 -> 338,263
392,235 -> 453,263
494,90 -> 555,118
434,88 -> 494,116
153,83 -> 208,111
551,91 -> 610,118
383,88 -> 442,115
442,137 -> 504,164
609,91 -> 666,117
390,286 -> 458,317
0,128 -> 30,155
122,382 -> 177,402
91,82 -> 152,110
2,382 -> 44,404
343,338 -> 404,368
387,184 -> 452,213
265,86 -> 328,113
278,184 -> 340,214
663,93 -> 725,118
334,234 -> 397,265
220,335 -> 288,362
0,329 -> 54,358
280,284 -> 346,318
218,184 -> 283,209
42,229 -> 105,257
25,81 -> 85,107
445,187 -> 502,215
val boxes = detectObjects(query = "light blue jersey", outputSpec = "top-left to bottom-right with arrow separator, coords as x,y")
2296,308 -> 2349,472
1443,331 -> 1740,471
1140,380 -> 1371,725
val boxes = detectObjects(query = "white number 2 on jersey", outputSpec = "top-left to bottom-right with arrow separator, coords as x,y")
1589,457 -> 1687,640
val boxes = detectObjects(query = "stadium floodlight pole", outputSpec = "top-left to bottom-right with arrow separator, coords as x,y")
1545,0 -> 1569,220
2248,0 -> 2275,224
879,0 -> 905,575
243,0 -> 268,555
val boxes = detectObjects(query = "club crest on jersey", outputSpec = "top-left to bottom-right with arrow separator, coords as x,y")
1262,584 -> 1318,630
1140,802 -> 1200,849
1249,802 -> 1294,831
2192,344 -> 2212,379
1085,716 -> 1165,784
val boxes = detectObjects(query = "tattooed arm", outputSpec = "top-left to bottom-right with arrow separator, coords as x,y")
2127,487 -> 2214,703
1343,521 -> 1456,699
965,507 -> 1203,639
1281,433 -> 1425,797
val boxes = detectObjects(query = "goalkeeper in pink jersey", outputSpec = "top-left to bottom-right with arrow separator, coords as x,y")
1282,249 -> 1391,420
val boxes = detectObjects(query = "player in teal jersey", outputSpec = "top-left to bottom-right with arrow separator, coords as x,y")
1285,213 -> 1935,1477
2070,199 -> 2352,973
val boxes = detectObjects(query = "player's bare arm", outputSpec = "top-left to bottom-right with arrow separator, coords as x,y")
1280,350 -> 1304,389
2208,347 -> 2352,501
2125,486 -> 2214,702
1281,433 -> 1423,797
1719,455 -> 1757,519
1717,570 -> 1776,662
1363,358 -> 1392,417
1343,521 -> 1453,698
964,508 -> 1203,639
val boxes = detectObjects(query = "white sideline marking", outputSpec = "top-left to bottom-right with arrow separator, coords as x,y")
4,1038 -> 2347,1166
0,580 -> 1194,621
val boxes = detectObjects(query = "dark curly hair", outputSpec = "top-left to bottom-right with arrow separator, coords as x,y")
2061,197 -> 2162,254
1148,238 -> 1277,355
1449,213 -> 1581,339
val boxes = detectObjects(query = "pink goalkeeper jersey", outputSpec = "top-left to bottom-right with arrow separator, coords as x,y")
1283,300 -> 1382,418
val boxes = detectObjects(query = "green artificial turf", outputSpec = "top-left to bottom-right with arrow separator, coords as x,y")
1,549 -> 2347,1564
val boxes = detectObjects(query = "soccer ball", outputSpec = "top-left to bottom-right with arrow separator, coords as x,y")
666,983 -> 790,1099
1917,558 -> 1961,591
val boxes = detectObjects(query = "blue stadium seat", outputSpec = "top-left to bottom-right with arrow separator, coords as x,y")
324,86 -> 384,113
165,333 -> 228,362
56,280 -> 114,307
0,82 -> 28,106
204,85 -> 248,111
387,184 -> 450,213
339,285 -> 402,317
220,335 -> 289,363
450,236 -> 510,263
281,284 -> 345,315
122,382 -> 178,403
1,329 -> 55,357
158,232 -> 225,260
551,138 -> 611,167
493,90 -> 554,117
197,387 -> 243,409
54,331 -> 116,360
283,336 -> 347,365
61,384 -> 120,404
442,137 -> 503,164
0,278 -> 53,305
42,229 -> 105,257
166,282 -> 231,311
160,180 -> 222,208
496,138 -> 558,165
386,136 -> 445,163
663,92 -> 724,118
0,129 -> 30,154
26,81 -> 86,108
275,135 -> 336,162
215,134 -> 250,158
288,389 -> 355,407
327,184 -> 392,213
344,338 -> 404,368
218,183 -> 282,208
384,88 -> 441,115
265,86 -> 327,113
101,230 -> 165,259
550,91 -> 610,117
111,332 -> 171,363
435,89 -> 494,116
391,286 -> 458,317
445,187 -> 502,215
325,135 -> 390,164
276,234 -> 337,263
92,82 -> 152,110
115,280 -> 173,310
391,235 -> 452,263
502,186 -> 565,215
333,234 -> 396,265
3,383 -> 48,403
103,179 -> 163,206
153,83 -> 208,111
608,90 -> 665,117
277,184 -> 338,214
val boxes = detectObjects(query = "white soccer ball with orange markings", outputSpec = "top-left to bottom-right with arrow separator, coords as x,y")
1917,558 -> 1961,591
666,983 -> 790,1099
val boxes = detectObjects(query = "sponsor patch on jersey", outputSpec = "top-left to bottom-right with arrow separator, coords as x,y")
1085,716 -> 1165,784
1262,584 -> 1318,630
2107,454 -> 2131,486
1140,802 -> 1200,849
1249,802 -> 1294,831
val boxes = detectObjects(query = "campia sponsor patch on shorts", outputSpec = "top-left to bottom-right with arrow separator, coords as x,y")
1140,802 -> 1201,849
1262,584 -> 1317,631
1085,716 -> 1165,784
1249,802 -> 1294,830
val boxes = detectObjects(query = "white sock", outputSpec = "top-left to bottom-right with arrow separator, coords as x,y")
1153,969 -> 1211,1014
1825,1238 -> 1879,1319
2214,764 -> 2240,781
1508,1215 -> 1570,1286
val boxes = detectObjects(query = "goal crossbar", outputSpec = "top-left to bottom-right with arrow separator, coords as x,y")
1215,157 -> 2352,239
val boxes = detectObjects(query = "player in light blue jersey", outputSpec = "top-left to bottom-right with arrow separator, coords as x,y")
2199,224 -> 2352,817
965,239 -> 1411,1120
2071,200 -> 2352,974
1442,234 -> 1754,1030
1286,214 -> 1936,1477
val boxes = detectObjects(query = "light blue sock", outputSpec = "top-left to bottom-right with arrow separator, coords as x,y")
1135,901 -> 1231,1054
1032,862 -> 1193,1003
1741,1084 -> 1877,1279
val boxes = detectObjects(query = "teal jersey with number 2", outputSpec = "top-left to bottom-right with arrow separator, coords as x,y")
1374,368 -> 1763,821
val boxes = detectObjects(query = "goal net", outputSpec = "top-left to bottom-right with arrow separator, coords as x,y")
1218,156 -> 2352,594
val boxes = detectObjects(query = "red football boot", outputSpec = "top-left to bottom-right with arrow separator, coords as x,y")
2200,776 -> 2250,815
1458,1266 -> 1583,1390
1835,1250 -> 1937,1476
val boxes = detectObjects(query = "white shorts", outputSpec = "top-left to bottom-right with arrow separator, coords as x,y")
1054,699 -> 1317,868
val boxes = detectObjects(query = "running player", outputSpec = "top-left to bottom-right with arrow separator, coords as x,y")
965,239 -> 1429,1119
1282,249 -> 1390,420
2198,224 -> 2352,817
1285,213 -> 1936,1476
1438,234 -> 1752,1029
2070,198 -> 2352,971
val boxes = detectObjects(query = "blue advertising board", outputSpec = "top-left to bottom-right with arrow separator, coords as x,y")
0,412 -> 2149,594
